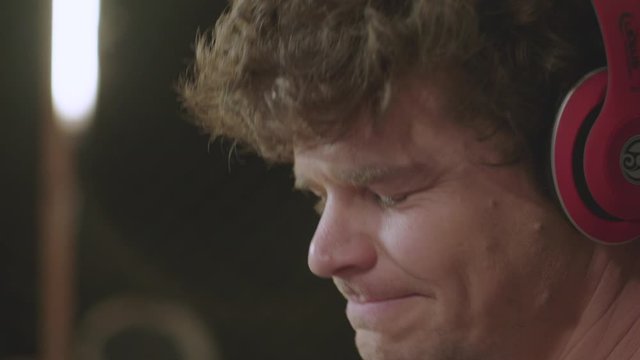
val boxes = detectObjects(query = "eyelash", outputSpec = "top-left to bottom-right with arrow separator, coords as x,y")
372,192 -> 407,208
308,190 -> 407,214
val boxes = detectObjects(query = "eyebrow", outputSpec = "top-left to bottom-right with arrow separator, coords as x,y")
337,166 -> 397,185
294,163 -> 428,190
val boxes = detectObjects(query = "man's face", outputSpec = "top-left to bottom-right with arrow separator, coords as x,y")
293,79 -> 589,360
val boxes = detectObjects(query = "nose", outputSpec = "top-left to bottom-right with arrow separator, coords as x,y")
307,197 -> 377,278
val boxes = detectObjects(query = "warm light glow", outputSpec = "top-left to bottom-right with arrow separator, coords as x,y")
51,0 -> 100,130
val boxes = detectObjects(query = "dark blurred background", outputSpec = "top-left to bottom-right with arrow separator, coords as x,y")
1,1 -> 358,359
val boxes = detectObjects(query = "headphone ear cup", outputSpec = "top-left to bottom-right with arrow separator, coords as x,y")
552,69 -> 640,244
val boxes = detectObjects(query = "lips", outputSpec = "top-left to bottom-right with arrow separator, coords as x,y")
335,280 -> 430,329
346,294 -> 425,330
335,279 -> 425,303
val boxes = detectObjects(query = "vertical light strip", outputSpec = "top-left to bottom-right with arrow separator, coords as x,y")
43,1 -> 100,359
51,0 -> 100,130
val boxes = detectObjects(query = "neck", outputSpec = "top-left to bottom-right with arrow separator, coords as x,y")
556,242 -> 640,360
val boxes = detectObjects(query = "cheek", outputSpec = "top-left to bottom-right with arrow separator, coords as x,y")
376,191 -> 508,336
377,182 -> 520,302
377,190 -> 496,286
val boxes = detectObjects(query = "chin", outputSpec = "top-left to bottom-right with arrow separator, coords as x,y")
355,329 -> 427,360
355,330 -> 399,360
354,329 -> 477,360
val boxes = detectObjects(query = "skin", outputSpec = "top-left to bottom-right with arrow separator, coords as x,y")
292,77 -> 640,360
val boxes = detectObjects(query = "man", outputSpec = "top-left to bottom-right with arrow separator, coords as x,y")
180,0 -> 640,359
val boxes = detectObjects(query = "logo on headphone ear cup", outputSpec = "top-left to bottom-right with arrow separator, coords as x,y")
621,135 -> 640,184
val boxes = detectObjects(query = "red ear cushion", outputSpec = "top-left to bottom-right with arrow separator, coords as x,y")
552,69 -> 640,244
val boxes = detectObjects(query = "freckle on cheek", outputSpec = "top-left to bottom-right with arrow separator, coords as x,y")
488,199 -> 498,209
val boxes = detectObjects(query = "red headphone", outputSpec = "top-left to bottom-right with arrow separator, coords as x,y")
552,0 -> 640,244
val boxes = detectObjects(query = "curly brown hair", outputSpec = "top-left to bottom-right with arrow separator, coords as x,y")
180,0 -> 604,188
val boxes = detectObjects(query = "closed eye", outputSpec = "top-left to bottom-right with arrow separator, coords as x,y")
372,192 -> 408,209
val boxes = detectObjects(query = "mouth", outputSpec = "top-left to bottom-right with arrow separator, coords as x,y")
335,280 -> 433,329
345,294 -> 426,329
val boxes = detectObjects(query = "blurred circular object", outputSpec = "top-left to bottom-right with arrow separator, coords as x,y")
75,295 -> 222,360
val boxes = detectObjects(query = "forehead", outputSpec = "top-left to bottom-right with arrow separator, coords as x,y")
293,77 -> 474,183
